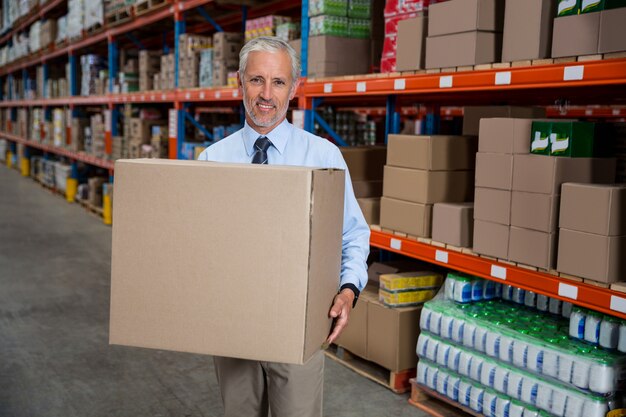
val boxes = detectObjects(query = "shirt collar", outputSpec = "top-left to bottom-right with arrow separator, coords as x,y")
243,119 -> 291,157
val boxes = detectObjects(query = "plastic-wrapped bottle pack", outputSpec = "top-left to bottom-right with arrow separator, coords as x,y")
569,307 -> 626,352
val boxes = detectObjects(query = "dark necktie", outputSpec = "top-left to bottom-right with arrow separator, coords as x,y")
252,136 -> 272,164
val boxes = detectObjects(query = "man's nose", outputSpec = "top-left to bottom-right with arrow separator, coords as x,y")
261,82 -> 272,99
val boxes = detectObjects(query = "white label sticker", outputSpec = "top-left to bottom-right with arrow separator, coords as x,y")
611,295 -> 626,314
185,93 -> 191,100
200,92 -> 205,99
435,250 -> 448,264
495,71 -> 511,85
141,95 -> 145,101
161,94 -> 166,100
131,95 -> 136,101
439,76 -> 453,88
490,265 -> 507,280
564,65 -> 584,81
233,90 -> 239,97
394,79 -> 406,90
585,109 -> 593,116
356,82 -> 366,93
324,83 -> 333,93
613,109 -> 620,116
558,283 -> 578,300
390,238 -> 402,250
216,91 -> 221,99
151,95 -> 156,101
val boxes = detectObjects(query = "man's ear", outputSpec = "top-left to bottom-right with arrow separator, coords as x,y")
237,71 -> 243,89
289,77 -> 301,100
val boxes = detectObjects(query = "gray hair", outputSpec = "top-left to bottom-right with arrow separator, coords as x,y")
239,36 -> 301,85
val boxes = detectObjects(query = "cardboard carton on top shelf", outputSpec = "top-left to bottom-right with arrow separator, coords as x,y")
432,202 -> 474,247
357,197 -> 381,225
598,7 -> 626,54
475,152 -> 514,191
463,106 -> 546,136
380,197 -> 433,238
426,31 -> 502,69
559,183 -> 626,235
474,187 -> 512,225
511,191 -> 560,233
508,226 -> 558,270
387,134 -> 478,171
478,118 -> 534,154
551,12 -> 600,58
473,219 -> 510,259
340,146 -> 387,181
307,35 -> 371,78
502,0 -> 556,62
428,0 -> 505,36
383,166 -> 474,204
395,16 -> 428,71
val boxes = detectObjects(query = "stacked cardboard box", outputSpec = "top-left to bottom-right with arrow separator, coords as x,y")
432,202 -> 474,247
178,34 -> 211,89
462,105 -> 546,136
199,49 -> 213,88
381,134 -> 476,237
128,117 -> 166,159
426,0 -> 504,69
40,19 -> 57,50
212,32 -> 242,87
557,183 -> 626,282
70,117 -> 88,152
157,53 -> 175,90
245,15 -> 292,42
139,50 -> 160,91
395,16 -> 428,71
90,114 -> 106,158
502,0 -> 556,61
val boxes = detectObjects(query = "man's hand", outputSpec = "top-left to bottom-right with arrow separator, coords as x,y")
325,289 -> 355,346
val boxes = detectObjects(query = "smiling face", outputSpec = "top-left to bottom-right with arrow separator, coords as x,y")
239,50 -> 299,135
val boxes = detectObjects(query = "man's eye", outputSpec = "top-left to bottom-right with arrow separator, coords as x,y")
274,80 -> 286,86
250,78 -> 263,85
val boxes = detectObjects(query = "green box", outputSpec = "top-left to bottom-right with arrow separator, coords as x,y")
604,0 -> 626,9
581,0 -> 604,13
550,121 -> 596,157
530,121 -> 552,155
557,0 -> 581,15
348,0 -> 371,19
309,0 -> 349,17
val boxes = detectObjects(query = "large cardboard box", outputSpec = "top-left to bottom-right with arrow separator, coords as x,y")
557,229 -> 626,283
511,191 -> 560,233
367,298 -> 421,372
426,31 -> 502,69
357,197 -> 381,225
551,12 -> 601,58
340,146 -> 387,181
474,187 -> 511,225
428,0 -> 505,36
352,180 -> 383,198
559,183 -> 626,235
396,16 -> 428,71
473,220 -> 509,259
40,19 -> 58,48
387,134 -> 478,171
380,197 -> 433,237
512,155 -> 616,194
307,36 -> 371,78
463,106 -> 546,136
502,0 -> 556,61
109,160 -> 345,364
475,153 -> 513,190
213,32 -> 243,61
509,227 -> 557,269
335,288 -> 370,358
383,166 -> 474,204
598,7 -> 626,54
479,118 -> 533,154
432,202 -> 474,247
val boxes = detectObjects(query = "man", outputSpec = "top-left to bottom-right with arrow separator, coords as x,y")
197,36 -> 370,417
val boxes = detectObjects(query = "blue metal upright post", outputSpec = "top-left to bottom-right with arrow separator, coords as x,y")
175,12 -> 187,158
385,95 -> 400,143
69,53 -> 79,97
108,37 -> 118,94
22,68 -> 27,98
177,103 -> 187,159
424,105 -> 440,135
300,0 -> 309,77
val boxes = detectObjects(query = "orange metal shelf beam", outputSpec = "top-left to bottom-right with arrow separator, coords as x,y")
0,132 -> 114,170
304,59 -> 626,97
370,229 -> 626,319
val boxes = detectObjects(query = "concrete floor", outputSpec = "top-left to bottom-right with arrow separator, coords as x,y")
0,165 -> 429,417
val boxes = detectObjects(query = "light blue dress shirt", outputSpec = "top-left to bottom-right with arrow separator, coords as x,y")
197,119 -> 370,293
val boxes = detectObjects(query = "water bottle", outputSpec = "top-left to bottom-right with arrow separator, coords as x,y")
569,308 -> 586,339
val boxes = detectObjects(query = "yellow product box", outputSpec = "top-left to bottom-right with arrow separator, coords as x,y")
379,271 -> 443,292
378,288 -> 437,307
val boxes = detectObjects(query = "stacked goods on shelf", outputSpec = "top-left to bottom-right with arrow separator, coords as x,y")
569,306 -> 626,351
80,54 -> 106,96
394,14 -> 428,71
40,19 -> 58,50
378,271 -> 442,307
339,146 -> 386,225
156,53 -> 175,90
380,134 -> 477,238
552,0 -> 626,57
178,34 -> 211,89
67,0 -> 84,40
314,108 -> 378,146
431,202 -> 474,248
84,0 -> 104,31
56,15 -> 68,44
127,109 -> 166,158
114,56 -> 137,94
0,139 -> 6,162
199,49 -> 213,88
416,275 -> 625,417
245,15 -> 292,42
462,105 -> 546,136
70,115 -> 89,152
501,0 -> 556,62
28,21 -> 41,53
30,109 -> 43,142
139,50 -> 160,91
425,0 -> 504,69
275,21 -> 300,42
212,32 -> 242,87
557,183 -> 626,282
88,113 -> 106,158
88,176 -> 106,208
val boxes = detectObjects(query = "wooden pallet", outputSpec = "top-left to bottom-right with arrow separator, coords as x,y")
325,345 -> 415,394
409,380 -> 479,417
76,198 -> 104,218
135,0 -> 168,16
85,23 -> 104,36
105,7 -> 133,27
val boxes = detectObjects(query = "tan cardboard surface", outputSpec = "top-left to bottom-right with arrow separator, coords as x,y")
473,220 -> 510,259
340,146 -> 386,181
474,187 -> 511,225
475,153 -> 514,190
558,229 -> 626,283
383,166 -> 474,204
387,134 -> 478,171
599,8 -> 626,54
502,0 -> 556,61
463,106 -> 546,136
352,180 -> 383,198
428,0 -> 505,36
357,197 -> 381,226
552,12 -> 600,58
559,183 -> 626,236
478,118 -> 533,154
426,31 -> 502,69
508,226 -> 557,270
307,36 -> 371,78
511,191 -> 560,233
432,202 -> 474,247
512,155 -> 617,195
396,16 -> 428,71
110,160 -> 344,364
380,197 -> 433,237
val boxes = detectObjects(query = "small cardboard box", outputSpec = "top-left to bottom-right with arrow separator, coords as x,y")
512,155 -> 616,194
387,134 -> 478,171
307,35 -> 371,78
599,7 -> 626,54
463,106 -> 546,136
380,197 -> 432,237
432,202 -> 474,247
474,187 -> 511,225
511,191 -> 560,233
473,220 -> 510,259
475,153 -> 514,190
352,180 -> 383,198
340,146 -> 387,181
426,31 -> 502,69
502,0 -> 556,61
357,197 -> 381,225
110,160 -> 345,364
396,16 -> 428,71
551,12 -> 601,58
213,32 -> 244,61
383,166 -> 474,204
559,183 -> 626,235
508,226 -> 557,269
557,229 -> 626,283
428,0 -> 505,36
479,118 -> 533,154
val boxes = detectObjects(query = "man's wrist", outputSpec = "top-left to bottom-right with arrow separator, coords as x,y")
339,283 -> 360,308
